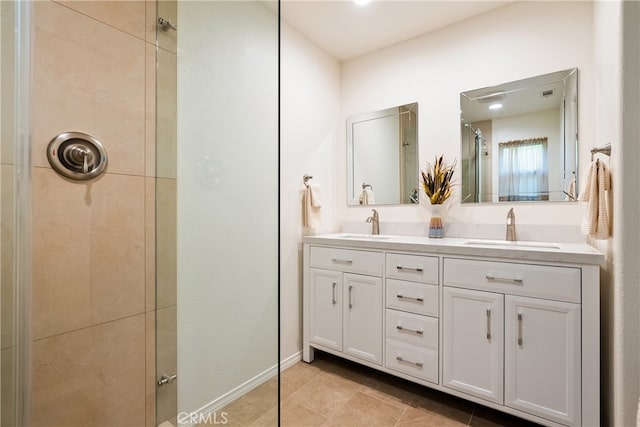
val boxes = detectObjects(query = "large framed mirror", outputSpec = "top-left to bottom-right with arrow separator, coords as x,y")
460,68 -> 578,203
347,102 -> 419,206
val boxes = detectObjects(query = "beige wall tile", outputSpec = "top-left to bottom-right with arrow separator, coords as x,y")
31,314 -> 146,427
146,177 -> 156,312
1,1 -> 16,166
57,0 -> 146,40
1,347 -> 15,426
156,47 -> 177,179
146,311 -> 156,427
156,305 -> 177,424
32,1 -> 145,176
145,0 -> 157,44
1,165 -> 14,350
146,42 -> 157,177
156,178 -> 176,309
32,168 -> 146,340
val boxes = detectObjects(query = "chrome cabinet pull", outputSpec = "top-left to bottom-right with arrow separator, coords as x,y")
485,273 -> 523,283
396,294 -> 424,302
332,258 -> 353,265
396,356 -> 423,367
517,313 -> 523,346
486,309 -> 491,339
396,265 -> 423,272
396,325 -> 423,335
348,285 -> 353,309
332,282 -> 337,305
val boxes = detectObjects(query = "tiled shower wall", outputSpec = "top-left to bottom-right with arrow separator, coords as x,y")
29,1 -> 176,425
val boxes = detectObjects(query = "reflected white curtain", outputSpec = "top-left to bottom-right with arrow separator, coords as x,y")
498,138 -> 549,201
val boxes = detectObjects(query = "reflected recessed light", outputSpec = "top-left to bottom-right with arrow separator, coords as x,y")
489,103 -> 503,110
354,0 -> 371,5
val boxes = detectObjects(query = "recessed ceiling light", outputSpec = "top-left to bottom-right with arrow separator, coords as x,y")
489,103 -> 503,110
354,0 -> 371,5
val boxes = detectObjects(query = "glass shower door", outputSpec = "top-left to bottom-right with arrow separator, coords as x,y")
155,1 -> 279,425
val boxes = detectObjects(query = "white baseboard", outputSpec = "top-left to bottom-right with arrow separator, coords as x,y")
178,351 -> 303,427
280,350 -> 302,371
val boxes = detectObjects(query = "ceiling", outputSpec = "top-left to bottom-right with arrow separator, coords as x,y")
280,0 -> 513,61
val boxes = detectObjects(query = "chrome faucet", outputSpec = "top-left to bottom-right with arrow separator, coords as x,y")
506,208 -> 516,241
366,209 -> 380,235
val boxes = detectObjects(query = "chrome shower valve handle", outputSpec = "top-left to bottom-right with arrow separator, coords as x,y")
47,132 -> 108,180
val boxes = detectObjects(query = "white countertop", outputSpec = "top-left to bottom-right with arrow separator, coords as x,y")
302,233 -> 604,266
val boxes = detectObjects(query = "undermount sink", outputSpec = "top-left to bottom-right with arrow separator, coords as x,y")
340,234 -> 392,240
462,239 -> 561,250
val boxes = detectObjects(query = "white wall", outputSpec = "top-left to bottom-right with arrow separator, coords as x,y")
280,23 -> 341,360
594,1 -> 640,425
177,1 -> 279,415
339,1 -> 591,228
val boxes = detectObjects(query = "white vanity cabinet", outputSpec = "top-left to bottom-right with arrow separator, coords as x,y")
308,269 -> 343,351
504,295 -> 581,425
443,257 -> 583,426
384,252 -> 440,383
442,287 -> 504,404
307,247 -> 383,365
302,235 -> 602,427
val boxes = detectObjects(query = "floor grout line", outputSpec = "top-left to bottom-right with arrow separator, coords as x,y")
223,356 -> 537,427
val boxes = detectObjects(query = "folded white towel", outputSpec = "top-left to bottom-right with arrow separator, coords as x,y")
301,184 -> 322,229
579,160 -> 610,239
360,188 -> 375,205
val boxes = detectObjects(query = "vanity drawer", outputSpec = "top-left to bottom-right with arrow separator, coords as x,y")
386,279 -> 438,317
386,253 -> 438,284
385,339 -> 438,384
443,258 -> 581,303
386,309 -> 438,349
310,246 -> 383,276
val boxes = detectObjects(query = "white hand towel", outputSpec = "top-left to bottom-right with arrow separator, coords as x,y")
308,183 -> 321,208
564,178 -> 576,201
579,161 -> 610,239
301,184 -> 322,229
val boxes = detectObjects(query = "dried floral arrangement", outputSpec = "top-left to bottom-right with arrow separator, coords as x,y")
421,155 -> 456,205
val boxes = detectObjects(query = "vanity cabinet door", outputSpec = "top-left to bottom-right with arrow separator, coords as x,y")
443,287 -> 504,404
309,268 -> 343,351
505,295 -> 580,426
343,273 -> 383,365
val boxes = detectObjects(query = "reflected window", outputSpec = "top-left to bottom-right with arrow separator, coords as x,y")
498,138 -> 549,201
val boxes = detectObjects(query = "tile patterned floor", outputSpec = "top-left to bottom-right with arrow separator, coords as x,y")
206,351 -> 542,427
